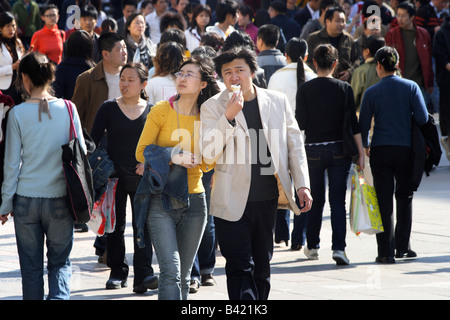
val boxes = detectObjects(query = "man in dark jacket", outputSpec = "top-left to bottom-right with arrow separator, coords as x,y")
433,16 -> 450,160
306,6 -> 359,82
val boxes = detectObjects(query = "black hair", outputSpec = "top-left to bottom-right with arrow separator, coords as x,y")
176,56 -> 221,110
313,43 -> 338,71
269,1 -> 287,13
215,0 -> 238,23
80,4 -> 99,19
285,37 -> 308,85
65,30 -> 95,68
324,7 -> 345,22
374,46 -> 399,72
189,4 -> 212,31
98,31 -> 123,53
363,35 -> 385,58
319,0 -> 339,13
16,52 -> 55,91
159,11 -> 187,32
254,9 -> 270,27
159,28 -> 186,48
214,46 -> 258,78
257,24 -> 280,48
238,4 -> 254,20
200,32 -> 223,52
41,3 -> 59,15
397,1 -> 417,17
125,12 -> 145,36
222,29 -> 256,52
191,45 -> 217,59
0,11 -> 24,56
101,17 -> 118,34
122,0 -> 138,9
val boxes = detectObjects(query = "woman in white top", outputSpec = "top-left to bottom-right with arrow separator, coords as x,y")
145,41 -> 185,104
184,4 -> 211,52
268,37 -> 317,114
268,37 -> 317,252
0,12 -> 25,104
0,52 -> 86,300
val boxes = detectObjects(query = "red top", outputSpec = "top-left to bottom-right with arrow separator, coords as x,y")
30,25 -> 66,64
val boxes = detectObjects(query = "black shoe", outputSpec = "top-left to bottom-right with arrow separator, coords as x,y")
375,256 -> 396,264
291,244 -> 302,251
395,249 -> 417,258
275,240 -> 289,246
133,275 -> 159,294
106,278 -> 128,289
74,223 -> 88,232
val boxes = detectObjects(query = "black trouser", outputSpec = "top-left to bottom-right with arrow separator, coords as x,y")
106,178 -> 154,285
370,146 -> 414,259
215,198 -> 278,300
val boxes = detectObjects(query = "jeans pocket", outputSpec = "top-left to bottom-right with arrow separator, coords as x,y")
50,197 -> 71,220
13,195 -> 32,218
306,150 -> 321,169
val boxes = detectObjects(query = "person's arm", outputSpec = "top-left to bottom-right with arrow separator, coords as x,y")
136,104 -> 166,163
90,102 -> 109,146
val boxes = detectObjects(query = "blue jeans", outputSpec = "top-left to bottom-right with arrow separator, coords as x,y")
13,195 -> 74,300
305,143 -> 351,251
191,171 -> 216,281
147,193 -> 207,300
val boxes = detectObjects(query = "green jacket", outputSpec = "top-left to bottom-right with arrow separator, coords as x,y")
351,57 -> 380,111
12,0 -> 42,37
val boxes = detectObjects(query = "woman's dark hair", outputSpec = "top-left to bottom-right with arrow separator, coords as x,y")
153,41 -> 185,77
175,56 -> 221,110
66,30 -> 95,68
374,46 -> 399,72
101,17 -> 118,34
189,4 -> 212,31
200,32 -> 223,52
16,52 -> 55,92
362,34 -> 385,58
159,28 -> 186,48
222,29 -> 256,52
285,37 -> 308,85
159,11 -> 186,33
120,62 -> 149,100
0,11 -> 24,56
313,44 -> 338,71
213,46 -> 258,78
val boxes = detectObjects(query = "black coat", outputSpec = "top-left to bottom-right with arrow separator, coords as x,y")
53,56 -> 94,100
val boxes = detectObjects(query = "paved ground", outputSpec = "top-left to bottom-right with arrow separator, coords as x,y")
1,127 -> 449,303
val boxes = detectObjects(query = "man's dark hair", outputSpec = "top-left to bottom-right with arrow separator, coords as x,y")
397,1 -> 416,17
80,4 -> 98,19
269,1 -> 287,14
319,0 -> 339,13
122,0 -> 138,8
257,24 -> 280,48
324,7 -> 345,22
98,31 -> 123,52
214,46 -> 258,78
215,0 -> 238,23
363,35 -> 385,58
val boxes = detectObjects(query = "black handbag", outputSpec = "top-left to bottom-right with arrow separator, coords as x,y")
61,100 -> 95,224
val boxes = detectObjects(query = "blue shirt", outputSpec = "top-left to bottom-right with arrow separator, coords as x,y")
359,75 -> 428,148
0,99 -> 86,215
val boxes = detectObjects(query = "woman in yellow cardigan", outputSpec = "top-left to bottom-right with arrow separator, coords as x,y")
136,56 -> 220,300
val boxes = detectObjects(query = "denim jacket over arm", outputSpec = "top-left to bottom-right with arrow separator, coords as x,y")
134,144 -> 189,248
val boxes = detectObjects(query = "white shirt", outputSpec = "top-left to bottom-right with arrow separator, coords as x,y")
104,71 -> 121,100
185,28 -> 202,53
145,74 -> 177,104
306,2 -> 320,20
146,11 -> 162,44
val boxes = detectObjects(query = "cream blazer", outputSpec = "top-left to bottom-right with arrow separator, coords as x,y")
0,43 -> 23,90
200,85 -> 310,222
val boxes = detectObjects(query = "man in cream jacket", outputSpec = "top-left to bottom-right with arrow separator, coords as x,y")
200,47 -> 312,300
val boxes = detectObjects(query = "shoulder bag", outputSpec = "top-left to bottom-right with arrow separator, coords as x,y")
61,99 -> 95,224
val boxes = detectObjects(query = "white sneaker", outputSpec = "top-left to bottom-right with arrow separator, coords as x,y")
304,247 -> 319,260
332,250 -> 350,265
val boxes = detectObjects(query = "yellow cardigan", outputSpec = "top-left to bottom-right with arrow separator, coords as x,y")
136,101 -> 211,194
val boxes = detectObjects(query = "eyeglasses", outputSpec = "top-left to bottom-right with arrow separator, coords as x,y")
44,14 -> 57,18
174,72 -> 201,80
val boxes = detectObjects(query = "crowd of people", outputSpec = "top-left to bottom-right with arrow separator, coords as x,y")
0,0 -> 448,300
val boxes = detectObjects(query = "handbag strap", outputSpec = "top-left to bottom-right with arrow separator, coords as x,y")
64,99 -> 77,140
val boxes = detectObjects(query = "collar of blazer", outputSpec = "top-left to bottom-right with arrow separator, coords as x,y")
217,84 -> 272,135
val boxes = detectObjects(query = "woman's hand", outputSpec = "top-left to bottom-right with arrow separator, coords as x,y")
1,213 -> 13,225
297,188 -> 313,213
135,163 -> 145,176
172,151 -> 201,169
